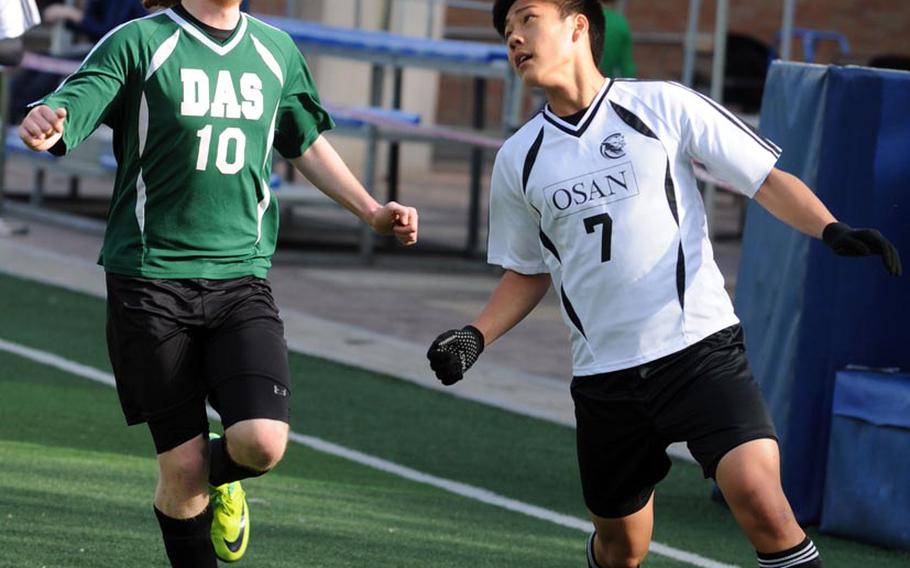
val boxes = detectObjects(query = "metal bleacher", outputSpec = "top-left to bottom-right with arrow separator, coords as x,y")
2,8 -> 516,259
2,102 -> 420,206
257,13 -> 517,257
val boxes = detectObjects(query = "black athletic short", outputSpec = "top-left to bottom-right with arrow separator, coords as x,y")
570,324 -> 776,518
105,273 -> 292,454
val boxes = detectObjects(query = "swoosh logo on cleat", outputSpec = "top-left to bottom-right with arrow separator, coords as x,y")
223,502 -> 247,554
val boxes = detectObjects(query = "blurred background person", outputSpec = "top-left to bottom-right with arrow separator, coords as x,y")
0,0 -> 41,65
0,0 -> 40,237
7,0 -> 151,124
598,0 -> 635,78
7,0 -> 253,123
41,0 -> 147,44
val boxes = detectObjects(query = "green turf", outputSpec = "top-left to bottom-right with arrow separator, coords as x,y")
0,353 -> 603,568
1,271 -> 908,567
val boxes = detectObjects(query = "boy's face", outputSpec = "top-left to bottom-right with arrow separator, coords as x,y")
503,1 -> 581,88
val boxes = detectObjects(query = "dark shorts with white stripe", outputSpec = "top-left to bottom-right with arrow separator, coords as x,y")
105,273 -> 292,454
570,324 -> 776,518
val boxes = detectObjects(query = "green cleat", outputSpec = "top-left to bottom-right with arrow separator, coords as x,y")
209,434 -> 250,562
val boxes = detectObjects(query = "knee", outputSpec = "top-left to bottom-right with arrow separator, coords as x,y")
600,553 -> 647,568
726,483 -> 795,539
601,552 -> 647,568
597,535 -> 648,568
229,427 -> 288,472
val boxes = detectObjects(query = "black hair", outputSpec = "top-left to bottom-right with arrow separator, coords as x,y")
492,0 -> 605,63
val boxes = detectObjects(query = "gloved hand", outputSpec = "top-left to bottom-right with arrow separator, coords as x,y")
822,222 -> 902,276
426,325 -> 485,386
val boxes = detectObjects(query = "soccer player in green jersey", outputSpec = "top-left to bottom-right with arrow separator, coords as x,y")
19,1 -> 419,566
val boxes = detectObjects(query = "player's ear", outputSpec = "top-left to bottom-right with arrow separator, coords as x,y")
572,13 -> 589,44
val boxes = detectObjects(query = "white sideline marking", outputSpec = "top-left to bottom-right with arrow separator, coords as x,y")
0,253 -> 697,466
0,338 -> 739,568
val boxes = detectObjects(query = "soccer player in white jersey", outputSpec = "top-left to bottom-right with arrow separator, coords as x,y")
19,0 -> 418,566
427,2 -> 901,567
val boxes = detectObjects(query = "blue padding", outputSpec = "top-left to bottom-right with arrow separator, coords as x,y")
821,370 -> 910,549
100,153 -> 116,171
257,15 -> 508,64
735,62 -> 910,523
328,106 -> 421,129
832,370 -> 910,428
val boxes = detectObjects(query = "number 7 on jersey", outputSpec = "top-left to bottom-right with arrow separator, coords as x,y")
584,212 -> 613,263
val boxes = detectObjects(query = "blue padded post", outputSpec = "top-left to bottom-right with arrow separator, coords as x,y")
735,62 -> 910,523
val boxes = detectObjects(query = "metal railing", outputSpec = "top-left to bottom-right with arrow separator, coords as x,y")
283,0 -> 494,38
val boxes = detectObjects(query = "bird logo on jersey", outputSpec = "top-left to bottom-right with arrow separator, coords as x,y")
600,133 -> 626,159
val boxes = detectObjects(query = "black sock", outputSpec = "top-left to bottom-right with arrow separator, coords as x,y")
208,434 -> 267,487
757,537 -> 822,567
154,505 -> 216,568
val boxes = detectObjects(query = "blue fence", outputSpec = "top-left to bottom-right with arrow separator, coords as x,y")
822,369 -> 910,548
735,61 -> 910,523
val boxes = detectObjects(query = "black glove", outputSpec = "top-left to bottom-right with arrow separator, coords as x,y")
822,221 -> 902,276
427,325 -> 485,386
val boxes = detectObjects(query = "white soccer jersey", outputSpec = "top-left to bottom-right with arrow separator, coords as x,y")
488,78 -> 781,376
0,0 -> 40,40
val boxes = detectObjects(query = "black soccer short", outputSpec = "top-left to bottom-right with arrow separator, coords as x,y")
105,273 -> 292,454
570,324 -> 776,518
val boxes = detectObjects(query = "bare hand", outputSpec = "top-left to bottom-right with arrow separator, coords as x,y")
370,202 -> 418,246
19,106 -> 67,152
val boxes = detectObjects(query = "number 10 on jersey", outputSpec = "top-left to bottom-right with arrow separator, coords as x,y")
195,125 -> 246,175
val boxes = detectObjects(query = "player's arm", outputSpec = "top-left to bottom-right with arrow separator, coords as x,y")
427,270 -> 550,386
473,270 -> 551,345
665,82 -> 901,277
290,135 -> 417,246
275,43 -> 416,245
427,143 -> 550,386
754,168 -> 834,238
19,21 -> 132,155
755,168 -> 901,275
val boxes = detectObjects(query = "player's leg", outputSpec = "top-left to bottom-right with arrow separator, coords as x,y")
215,418 -> 289,477
203,418 -> 288,563
205,277 -> 292,478
673,326 -> 822,567
149,409 -> 217,568
202,276 -> 293,561
716,439 -> 821,567
571,371 -> 671,568
105,274 -> 216,567
589,495 -> 654,568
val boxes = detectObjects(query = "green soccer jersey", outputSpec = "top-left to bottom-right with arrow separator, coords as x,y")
40,9 -> 334,279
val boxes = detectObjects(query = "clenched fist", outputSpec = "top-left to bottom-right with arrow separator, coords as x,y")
19,105 -> 67,152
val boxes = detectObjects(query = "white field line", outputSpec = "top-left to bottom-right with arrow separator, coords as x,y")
0,253 -> 697,466
0,337 -> 739,568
